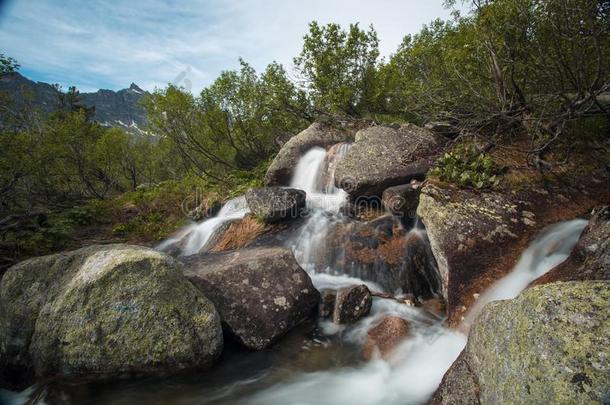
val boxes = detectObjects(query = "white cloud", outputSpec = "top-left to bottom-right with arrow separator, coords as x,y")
0,0 -> 464,93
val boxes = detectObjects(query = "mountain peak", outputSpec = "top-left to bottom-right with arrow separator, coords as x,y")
129,83 -> 144,93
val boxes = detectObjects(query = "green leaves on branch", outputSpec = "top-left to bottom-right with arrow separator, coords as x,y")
432,144 -> 502,189
144,60 -> 310,182
294,22 -> 380,116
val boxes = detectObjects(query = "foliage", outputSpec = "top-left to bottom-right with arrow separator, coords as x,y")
380,0 -> 610,159
432,143 -> 502,189
294,22 -> 380,116
0,53 -> 20,74
144,60 -> 310,182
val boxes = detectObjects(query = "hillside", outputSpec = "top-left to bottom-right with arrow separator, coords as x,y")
0,72 -> 148,134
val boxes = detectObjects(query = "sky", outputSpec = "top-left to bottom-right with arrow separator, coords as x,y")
0,0 -> 463,93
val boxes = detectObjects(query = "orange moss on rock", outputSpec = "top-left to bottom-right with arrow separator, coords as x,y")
211,215 -> 268,252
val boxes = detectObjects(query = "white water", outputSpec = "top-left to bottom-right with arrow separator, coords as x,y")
462,218 -> 587,328
156,196 -> 249,256
245,143 -> 590,405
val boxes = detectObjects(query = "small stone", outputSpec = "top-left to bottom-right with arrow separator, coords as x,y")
333,284 -> 372,324
363,316 -> 411,360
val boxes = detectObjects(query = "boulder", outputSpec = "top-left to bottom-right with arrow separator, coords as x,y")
318,215 -> 442,299
335,124 -> 446,197
362,316 -> 411,360
183,247 -> 319,350
382,180 -> 422,220
416,178 -> 610,326
332,284 -> 372,324
265,120 -> 364,186
534,205 -> 610,285
0,245 -> 223,386
245,187 -> 306,223
433,281 -> 610,404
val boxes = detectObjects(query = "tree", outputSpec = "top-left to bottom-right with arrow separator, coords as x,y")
294,22 -> 380,116
145,60 -> 310,182
0,53 -> 19,74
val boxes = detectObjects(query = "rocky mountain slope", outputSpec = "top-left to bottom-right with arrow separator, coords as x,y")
0,72 -> 148,134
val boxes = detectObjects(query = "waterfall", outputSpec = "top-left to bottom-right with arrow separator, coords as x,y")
288,143 -> 355,287
156,196 -> 249,256
462,218 -> 587,328
246,218 -> 588,405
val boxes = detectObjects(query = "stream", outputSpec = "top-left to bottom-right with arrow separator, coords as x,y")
4,143 -> 588,405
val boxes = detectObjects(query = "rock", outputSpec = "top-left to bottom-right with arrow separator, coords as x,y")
424,121 -> 460,138
319,216 -> 442,299
431,351 -> 480,405
187,201 -> 221,222
0,245 -> 223,385
335,124 -> 446,197
318,289 -> 337,318
416,178 -> 610,326
265,120 -> 365,186
382,180 -> 422,220
183,247 -> 320,350
534,205 -> 610,285
245,187 -> 306,223
421,297 -> 446,318
362,316 -> 411,360
332,284 -> 372,324
434,281 -> 610,404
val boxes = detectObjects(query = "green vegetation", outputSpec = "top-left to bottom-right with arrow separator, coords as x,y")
1,0 -> 608,269
432,144 -> 502,189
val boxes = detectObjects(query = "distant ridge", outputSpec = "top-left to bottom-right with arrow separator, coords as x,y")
0,72 -> 149,135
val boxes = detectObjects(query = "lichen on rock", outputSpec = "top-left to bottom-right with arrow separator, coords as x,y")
0,244 -> 223,385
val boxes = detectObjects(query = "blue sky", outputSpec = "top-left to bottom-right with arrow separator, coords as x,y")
0,0 -> 463,93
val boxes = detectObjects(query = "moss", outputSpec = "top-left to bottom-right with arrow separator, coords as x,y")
465,281 -> 610,403
1,245 -> 223,379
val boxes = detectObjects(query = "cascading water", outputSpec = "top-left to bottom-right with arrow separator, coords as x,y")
156,195 -> 249,256
19,144 -> 589,405
244,218 -> 588,405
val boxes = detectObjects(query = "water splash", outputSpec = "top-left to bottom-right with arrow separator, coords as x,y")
156,196 -> 249,256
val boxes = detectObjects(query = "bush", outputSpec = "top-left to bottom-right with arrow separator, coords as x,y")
432,144 -> 502,189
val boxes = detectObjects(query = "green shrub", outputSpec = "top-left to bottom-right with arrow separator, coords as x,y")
432,143 -> 501,189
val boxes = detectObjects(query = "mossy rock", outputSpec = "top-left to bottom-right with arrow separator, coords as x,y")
0,244 -> 223,385
435,281 -> 610,404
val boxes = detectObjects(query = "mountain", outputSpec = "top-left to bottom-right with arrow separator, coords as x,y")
0,72 -> 149,134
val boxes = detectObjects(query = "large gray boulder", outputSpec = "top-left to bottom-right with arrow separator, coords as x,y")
184,247 -> 319,350
265,121 -> 364,186
433,281 -> 610,404
335,124 -> 446,197
0,245 -> 223,385
245,187 -> 306,223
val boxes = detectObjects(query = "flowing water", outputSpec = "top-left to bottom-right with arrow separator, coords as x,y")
156,196 -> 249,256
9,144 -> 588,405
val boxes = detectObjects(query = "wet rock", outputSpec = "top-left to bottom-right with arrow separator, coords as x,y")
382,180 -> 422,220
332,284 -> 372,324
318,289 -> 337,318
265,120 -> 366,186
184,247 -> 320,350
0,245 -> 223,386
362,316 -> 411,360
187,200 -> 221,221
431,351 -> 480,405
421,297 -> 446,318
318,215 -> 442,299
435,281 -> 610,404
417,178 -> 610,326
245,187 -> 306,223
534,205 -> 610,285
335,124 -> 446,197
